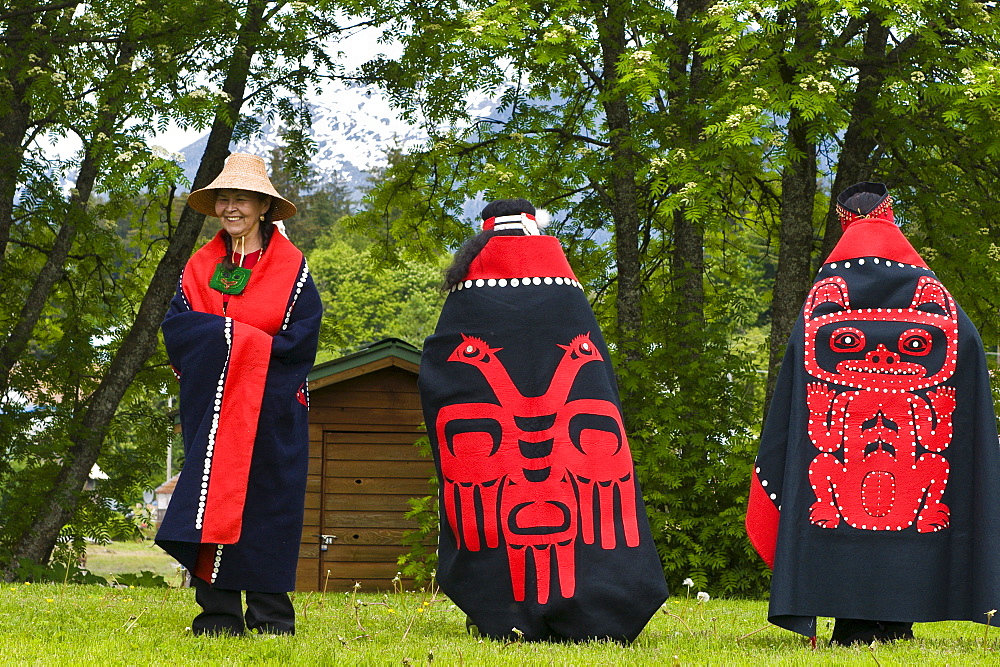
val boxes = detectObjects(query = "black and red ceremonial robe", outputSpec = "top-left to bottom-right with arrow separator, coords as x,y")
746,216 -> 1000,636
156,230 -> 321,593
419,234 -> 668,642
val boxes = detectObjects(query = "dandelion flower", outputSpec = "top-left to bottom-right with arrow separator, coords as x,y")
683,578 -> 694,588
697,591 -> 710,603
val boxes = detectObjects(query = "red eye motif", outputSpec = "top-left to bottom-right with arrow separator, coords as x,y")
830,327 -> 865,353
899,329 -> 932,356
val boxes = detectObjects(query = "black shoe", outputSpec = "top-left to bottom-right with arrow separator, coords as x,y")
192,624 -> 245,637
830,618 -> 914,646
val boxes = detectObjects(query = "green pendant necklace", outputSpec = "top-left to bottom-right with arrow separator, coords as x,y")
209,234 -> 254,295
209,264 -> 251,294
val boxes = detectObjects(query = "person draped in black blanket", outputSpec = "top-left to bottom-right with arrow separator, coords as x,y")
746,182 -> 1000,645
418,198 -> 668,642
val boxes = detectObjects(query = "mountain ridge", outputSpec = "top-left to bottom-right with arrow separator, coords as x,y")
178,84 -> 497,201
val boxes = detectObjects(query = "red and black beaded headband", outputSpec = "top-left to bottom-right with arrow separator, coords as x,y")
836,195 -> 894,228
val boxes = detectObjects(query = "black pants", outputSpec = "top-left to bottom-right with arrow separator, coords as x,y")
191,576 -> 295,636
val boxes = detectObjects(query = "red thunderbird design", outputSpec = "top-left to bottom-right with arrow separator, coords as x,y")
434,333 -> 641,603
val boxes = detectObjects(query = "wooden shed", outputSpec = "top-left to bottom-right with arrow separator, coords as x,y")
296,338 -> 435,592
153,474 -> 180,527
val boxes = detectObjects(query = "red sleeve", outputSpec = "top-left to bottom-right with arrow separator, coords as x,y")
746,467 -> 780,569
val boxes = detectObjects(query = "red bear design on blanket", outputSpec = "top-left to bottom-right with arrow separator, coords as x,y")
802,274 -> 958,532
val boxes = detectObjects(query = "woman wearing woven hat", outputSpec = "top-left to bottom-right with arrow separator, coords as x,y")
155,153 -> 322,636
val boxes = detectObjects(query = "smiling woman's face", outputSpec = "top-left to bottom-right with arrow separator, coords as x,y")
215,189 -> 271,243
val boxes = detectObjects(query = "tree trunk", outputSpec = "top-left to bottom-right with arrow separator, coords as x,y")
0,146 -> 99,396
765,110 -> 817,409
593,1 -> 644,428
669,0 -> 709,335
0,41 -> 136,397
0,97 -> 29,276
0,5 -> 63,274
2,0 -> 268,577
671,212 -> 705,330
817,13 -> 890,264
764,5 -> 820,412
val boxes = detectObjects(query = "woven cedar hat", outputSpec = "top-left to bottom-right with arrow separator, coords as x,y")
187,153 -> 297,220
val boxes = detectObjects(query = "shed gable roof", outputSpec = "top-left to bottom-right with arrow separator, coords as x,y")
307,337 -> 422,391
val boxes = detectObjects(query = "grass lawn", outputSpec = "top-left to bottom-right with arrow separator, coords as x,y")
2,582 -> 999,665
84,540 -> 182,581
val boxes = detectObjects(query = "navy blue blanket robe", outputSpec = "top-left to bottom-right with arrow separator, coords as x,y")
156,230 -> 321,593
419,235 -> 668,642
746,217 -> 1000,636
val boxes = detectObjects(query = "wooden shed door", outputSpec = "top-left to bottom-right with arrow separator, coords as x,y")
317,428 -> 434,591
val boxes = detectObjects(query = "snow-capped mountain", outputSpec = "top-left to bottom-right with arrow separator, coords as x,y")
177,83 -> 497,198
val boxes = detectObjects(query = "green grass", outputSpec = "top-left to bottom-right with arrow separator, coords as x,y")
1,582 -> 998,665
84,540 -> 181,581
